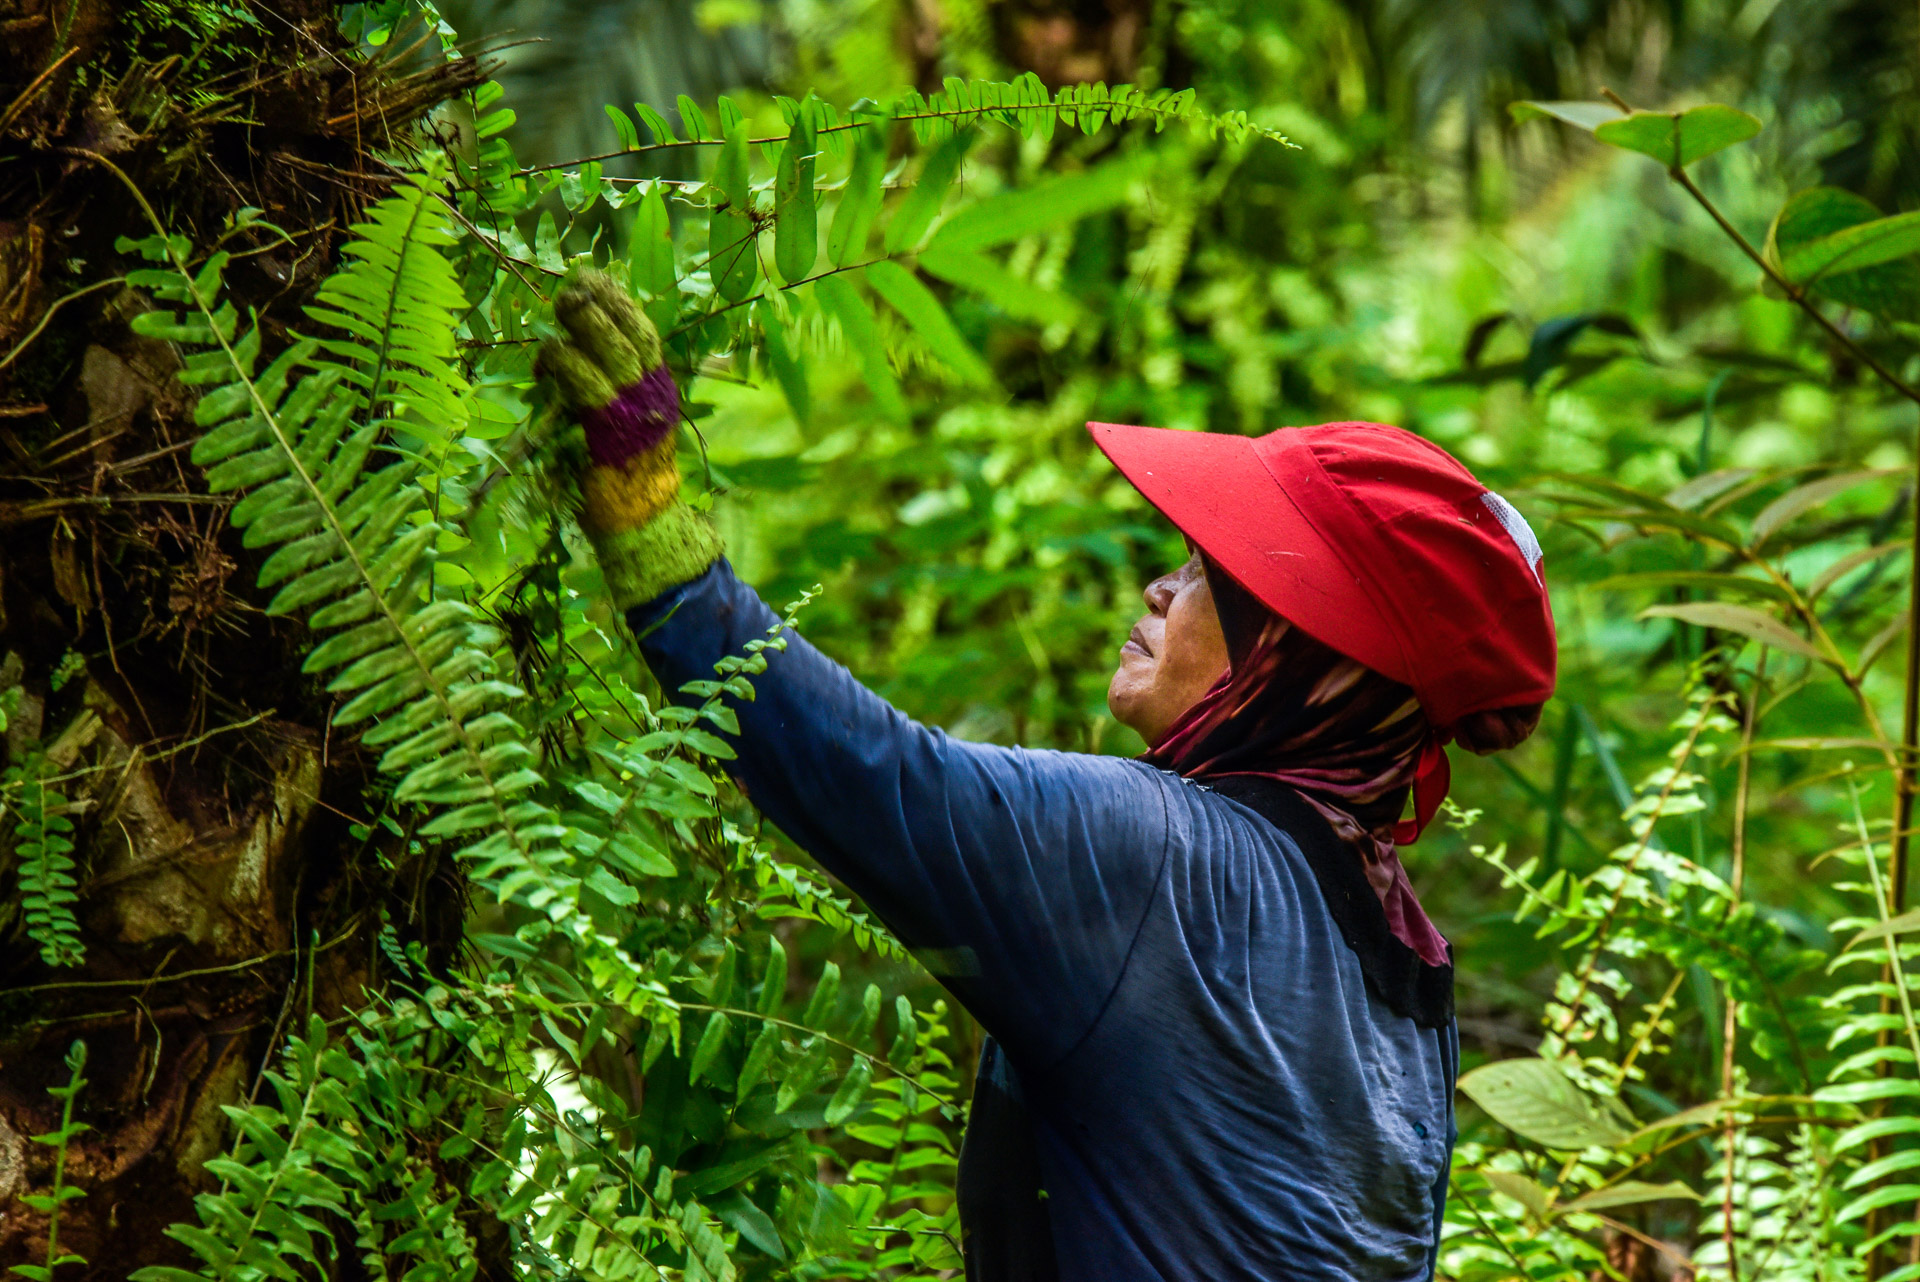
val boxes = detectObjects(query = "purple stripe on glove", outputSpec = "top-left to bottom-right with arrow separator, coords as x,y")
584,365 -> 681,469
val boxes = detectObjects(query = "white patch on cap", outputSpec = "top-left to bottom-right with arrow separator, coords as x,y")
1481,491 -> 1543,581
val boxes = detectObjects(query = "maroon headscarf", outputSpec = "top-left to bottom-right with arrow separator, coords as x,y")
1141,559 -> 1451,967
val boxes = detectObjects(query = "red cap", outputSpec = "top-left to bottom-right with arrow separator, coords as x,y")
1088,420 -> 1556,730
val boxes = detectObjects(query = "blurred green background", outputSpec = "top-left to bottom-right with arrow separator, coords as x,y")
447,0 -> 1919,1132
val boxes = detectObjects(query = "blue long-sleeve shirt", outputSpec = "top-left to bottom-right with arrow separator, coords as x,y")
632,561 -> 1457,1281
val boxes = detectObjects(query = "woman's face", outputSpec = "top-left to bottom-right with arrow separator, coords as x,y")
1108,552 -> 1231,745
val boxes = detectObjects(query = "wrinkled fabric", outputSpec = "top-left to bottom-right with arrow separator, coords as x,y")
630,561 -> 1456,1281
1143,562 -> 1451,966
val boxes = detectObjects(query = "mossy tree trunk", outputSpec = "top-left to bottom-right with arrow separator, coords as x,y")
0,4 -> 477,1271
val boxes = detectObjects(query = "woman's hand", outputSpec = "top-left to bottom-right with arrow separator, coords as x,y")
540,270 -> 723,608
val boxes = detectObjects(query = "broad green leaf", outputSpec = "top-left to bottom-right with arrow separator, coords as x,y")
918,244 -> 1081,327
865,260 -> 994,387
1589,570 -> 1790,605
1834,1115 -> 1920,1155
884,127 -> 975,254
774,107 -> 819,284
1847,907 -> 1920,949
803,961 -> 842,1026
1845,1147 -> 1920,1189
630,181 -> 675,300
635,101 -> 676,144
677,94 -> 711,141
604,105 -> 639,151
754,300 -> 811,424
824,1056 -> 871,1124
1810,540 -> 1906,601
1626,1098 -> 1733,1139
1558,1180 -> 1699,1215
1509,100 -> 1629,132
888,995 -> 917,1068
758,937 -> 788,1015
1458,1057 -> 1630,1149
926,154 -> 1146,255
710,121 -> 758,303
585,865 -> 639,907
1837,1182 -> 1920,1226
1750,469 -> 1898,547
1766,187 -> 1920,319
1595,105 -> 1761,167
1780,209 -> 1920,282
829,124 -> 886,266
1814,1077 -> 1920,1104
689,1011 -> 730,1085
1512,100 -> 1761,167
736,1024 -> 780,1099
713,1191 -> 787,1260
1859,615 -> 1908,676
1638,602 -> 1825,663
1480,1168 -> 1552,1220
1667,467 -> 1756,510
815,272 -> 906,421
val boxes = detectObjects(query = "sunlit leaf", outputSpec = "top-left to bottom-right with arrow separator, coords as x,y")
1480,1168 -> 1553,1220
1590,571 -> 1790,604
1847,907 -> 1920,950
918,244 -> 1081,326
775,106 -> 819,285
1750,469 -> 1899,548
1558,1180 -> 1699,1215
1458,1058 -> 1630,1149
1810,540 -> 1906,602
754,299 -> 811,424
710,120 -> 758,302
1511,101 -> 1762,168
1665,468 -> 1755,510
1766,188 -> 1920,319
1860,615 -> 1910,676
1638,602 -> 1825,663
815,271 -> 907,421
630,181 -> 675,300
829,124 -> 887,266
884,127 -> 975,254
926,153 -> 1148,255
865,260 -> 994,387
1508,100 -> 1626,132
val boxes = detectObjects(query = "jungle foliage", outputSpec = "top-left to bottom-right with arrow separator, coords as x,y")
6,0 -> 1920,1278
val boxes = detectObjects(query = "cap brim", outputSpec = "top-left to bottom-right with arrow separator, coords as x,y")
1087,421 -> 1405,683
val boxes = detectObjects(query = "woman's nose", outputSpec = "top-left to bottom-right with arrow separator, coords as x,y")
1143,574 -> 1176,614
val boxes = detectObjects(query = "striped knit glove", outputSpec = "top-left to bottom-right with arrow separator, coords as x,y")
541,270 -> 723,610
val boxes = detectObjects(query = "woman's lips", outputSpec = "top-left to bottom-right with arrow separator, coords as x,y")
1121,624 -> 1152,659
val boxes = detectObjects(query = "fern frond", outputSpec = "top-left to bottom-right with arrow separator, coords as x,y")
124,173 -> 667,1026
892,73 -> 1294,146
10,773 -> 84,969
131,1017 -> 367,1282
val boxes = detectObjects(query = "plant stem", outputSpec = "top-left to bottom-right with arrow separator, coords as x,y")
1720,650 -> 1765,1282
1664,164 -> 1920,914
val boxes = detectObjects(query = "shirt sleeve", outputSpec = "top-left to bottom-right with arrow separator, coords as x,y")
627,559 -> 1172,1067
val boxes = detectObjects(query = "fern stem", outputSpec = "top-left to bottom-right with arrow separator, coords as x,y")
1846,776 -> 1920,1069
363,191 -> 433,429
36,1041 -> 87,1280
512,93 -> 1262,178
76,147 -> 555,904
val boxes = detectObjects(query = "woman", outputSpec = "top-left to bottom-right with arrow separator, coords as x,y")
541,272 -> 1556,1281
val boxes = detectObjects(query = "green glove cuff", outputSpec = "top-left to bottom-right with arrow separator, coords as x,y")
591,499 -> 725,611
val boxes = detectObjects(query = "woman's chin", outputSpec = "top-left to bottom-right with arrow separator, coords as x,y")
1106,683 -> 1152,740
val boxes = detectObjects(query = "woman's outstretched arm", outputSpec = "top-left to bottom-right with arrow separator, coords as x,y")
630,559 -> 1172,1067
538,270 -> 1169,1064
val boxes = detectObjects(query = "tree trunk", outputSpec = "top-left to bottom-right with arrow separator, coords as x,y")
0,6 -> 476,1271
